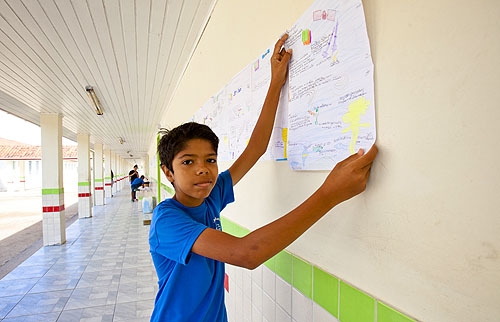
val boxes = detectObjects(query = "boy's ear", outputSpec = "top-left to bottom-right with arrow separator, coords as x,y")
161,165 -> 174,183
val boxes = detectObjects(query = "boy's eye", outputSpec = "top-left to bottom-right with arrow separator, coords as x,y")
207,158 -> 217,163
181,160 -> 193,165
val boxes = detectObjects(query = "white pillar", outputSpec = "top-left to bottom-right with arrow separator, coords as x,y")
104,148 -> 112,200
119,158 -> 126,191
77,134 -> 92,218
41,113 -> 66,246
19,161 -> 26,191
144,155 -> 150,178
94,143 -> 104,206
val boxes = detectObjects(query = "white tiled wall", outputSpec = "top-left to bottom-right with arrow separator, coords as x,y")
225,264 -> 339,322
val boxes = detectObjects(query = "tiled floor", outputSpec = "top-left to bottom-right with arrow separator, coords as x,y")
0,189 -> 157,322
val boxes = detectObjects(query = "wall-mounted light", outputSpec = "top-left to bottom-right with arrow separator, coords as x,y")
85,85 -> 103,115
118,137 -> 124,144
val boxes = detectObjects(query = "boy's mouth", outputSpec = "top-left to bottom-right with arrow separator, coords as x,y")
194,181 -> 212,188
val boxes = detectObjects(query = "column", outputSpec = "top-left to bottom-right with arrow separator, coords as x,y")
119,158 -> 126,191
77,134 -> 92,218
144,155 -> 149,178
94,143 -> 104,205
19,160 -> 26,191
41,113 -> 66,246
104,148 -> 112,199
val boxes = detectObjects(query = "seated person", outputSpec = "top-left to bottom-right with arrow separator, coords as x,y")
130,175 -> 145,201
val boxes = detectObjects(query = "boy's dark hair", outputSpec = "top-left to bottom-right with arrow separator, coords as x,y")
158,122 -> 219,173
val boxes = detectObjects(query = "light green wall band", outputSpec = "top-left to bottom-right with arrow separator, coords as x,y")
78,182 -> 90,186
221,216 -> 416,322
42,188 -> 64,195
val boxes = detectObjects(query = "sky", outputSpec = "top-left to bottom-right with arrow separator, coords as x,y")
0,110 -> 76,146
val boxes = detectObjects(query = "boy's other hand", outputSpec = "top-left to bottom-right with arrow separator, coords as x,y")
320,144 -> 378,205
270,33 -> 292,87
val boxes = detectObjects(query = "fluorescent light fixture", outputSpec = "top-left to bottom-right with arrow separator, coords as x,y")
85,85 -> 103,115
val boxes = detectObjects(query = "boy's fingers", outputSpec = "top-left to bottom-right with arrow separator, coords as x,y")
273,33 -> 288,55
356,144 -> 378,168
343,144 -> 377,169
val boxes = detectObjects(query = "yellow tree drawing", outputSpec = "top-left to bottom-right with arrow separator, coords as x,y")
342,97 -> 371,154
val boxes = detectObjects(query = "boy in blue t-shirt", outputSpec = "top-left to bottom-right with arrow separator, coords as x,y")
149,33 -> 378,322
130,175 -> 145,201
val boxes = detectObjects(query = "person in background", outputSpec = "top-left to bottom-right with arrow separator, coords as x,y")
129,164 -> 139,182
131,175 -> 145,202
110,170 -> 114,197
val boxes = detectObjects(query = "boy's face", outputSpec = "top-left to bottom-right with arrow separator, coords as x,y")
162,138 -> 218,207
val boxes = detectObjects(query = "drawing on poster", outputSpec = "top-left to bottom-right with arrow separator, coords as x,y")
191,0 -> 375,170
285,0 -> 375,170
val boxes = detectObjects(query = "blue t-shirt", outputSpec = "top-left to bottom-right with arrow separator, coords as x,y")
149,170 -> 235,322
131,177 -> 144,190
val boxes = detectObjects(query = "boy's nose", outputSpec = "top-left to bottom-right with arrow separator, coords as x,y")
197,167 -> 209,175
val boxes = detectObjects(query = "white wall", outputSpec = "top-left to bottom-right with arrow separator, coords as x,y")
153,0 -> 500,321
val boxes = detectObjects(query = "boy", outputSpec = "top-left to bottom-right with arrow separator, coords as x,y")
130,175 -> 145,202
149,34 -> 378,321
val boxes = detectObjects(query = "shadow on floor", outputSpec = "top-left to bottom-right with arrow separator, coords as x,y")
0,203 -> 79,279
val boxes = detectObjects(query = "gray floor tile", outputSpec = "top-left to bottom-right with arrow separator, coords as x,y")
0,277 -> 39,297
0,294 -> 23,318
5,289 -> 71,318
0,190 -> 156,321
57,304 -> 115,322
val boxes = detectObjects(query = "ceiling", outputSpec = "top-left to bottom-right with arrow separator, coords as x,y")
0,0 -> 217,160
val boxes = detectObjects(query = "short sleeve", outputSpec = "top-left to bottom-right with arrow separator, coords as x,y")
149,203 -> 207,265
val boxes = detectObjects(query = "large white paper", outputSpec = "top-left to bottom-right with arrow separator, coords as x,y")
285,0 -> 376,170
192,0 -> 376,170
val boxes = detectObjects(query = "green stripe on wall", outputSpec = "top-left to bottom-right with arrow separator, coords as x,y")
340,281 -> 375,322
314,266 -> 339,318
78,182 -> 90,186
292,256 -> 313,299
221,216 -> 416,322
378,302 -> 416,322
95,179 -> 104,182
41,188 -> 64,195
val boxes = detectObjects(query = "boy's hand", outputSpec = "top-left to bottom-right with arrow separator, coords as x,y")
270,33 -> 292,87
320,144 -> 378,205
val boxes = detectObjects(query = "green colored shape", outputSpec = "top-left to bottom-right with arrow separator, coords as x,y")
292,256 -> 312,299
95,178 -> 103,182
264,255 -> 275,271
313,267 -> 339,318
339,281 -> 375,322
41,188 -> 63,195
274,251 -> 293,284
221,217 -> 236,234
220,217 -> 249,238
234,225 -> 249,237
78,182 -> 90,186
377,302 -> 416,322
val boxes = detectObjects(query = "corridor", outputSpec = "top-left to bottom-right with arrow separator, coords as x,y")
0,190 -> 156,321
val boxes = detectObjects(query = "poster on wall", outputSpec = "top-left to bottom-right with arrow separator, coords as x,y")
192,0 -> 375,170
285,0 -> 375,170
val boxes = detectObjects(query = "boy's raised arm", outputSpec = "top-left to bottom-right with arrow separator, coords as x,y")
192,145 -> 378,269
229,33 -> 292,185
